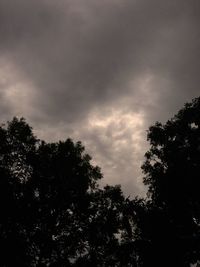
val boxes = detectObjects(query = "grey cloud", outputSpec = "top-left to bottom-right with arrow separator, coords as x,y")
1,0 -> 197,121
0,0 -> 200,195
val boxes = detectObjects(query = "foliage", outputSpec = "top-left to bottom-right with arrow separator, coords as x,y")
0,117 -> 129,266
3,97 -> 200,266
131,97 -> 200,266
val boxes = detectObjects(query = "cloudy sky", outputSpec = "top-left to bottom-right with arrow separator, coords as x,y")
0,0 -> 200,196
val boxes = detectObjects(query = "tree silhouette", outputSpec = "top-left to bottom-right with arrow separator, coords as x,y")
3,97 -> 200,266
0,117 -> 129,266
130,97 -> 200,266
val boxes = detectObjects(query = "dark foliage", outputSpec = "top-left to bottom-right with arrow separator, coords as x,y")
0,117 -> 131,266
130,97 -> 200,266
2,97 -> 200,267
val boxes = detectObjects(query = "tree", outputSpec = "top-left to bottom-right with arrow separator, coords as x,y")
131,97 -> 200,266
0,117 -> 128,266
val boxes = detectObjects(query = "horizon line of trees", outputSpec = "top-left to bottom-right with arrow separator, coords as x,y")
1,97 -> 200,266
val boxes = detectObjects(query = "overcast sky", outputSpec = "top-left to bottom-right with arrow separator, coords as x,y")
0,0 -> 200,196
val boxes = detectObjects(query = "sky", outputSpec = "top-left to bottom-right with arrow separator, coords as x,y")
0,0 -> 200,196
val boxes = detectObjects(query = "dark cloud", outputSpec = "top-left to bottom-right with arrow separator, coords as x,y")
0,0 -> 200,195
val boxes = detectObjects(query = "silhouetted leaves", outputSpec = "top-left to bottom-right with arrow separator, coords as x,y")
131,97 -> 200,266
0,117 -> 128,266
2,98 -> 200,266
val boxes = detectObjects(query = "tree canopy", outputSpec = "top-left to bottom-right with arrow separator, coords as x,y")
2,97 -> 200,266
0,117 -> 130,266
131,97 -> 200,266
